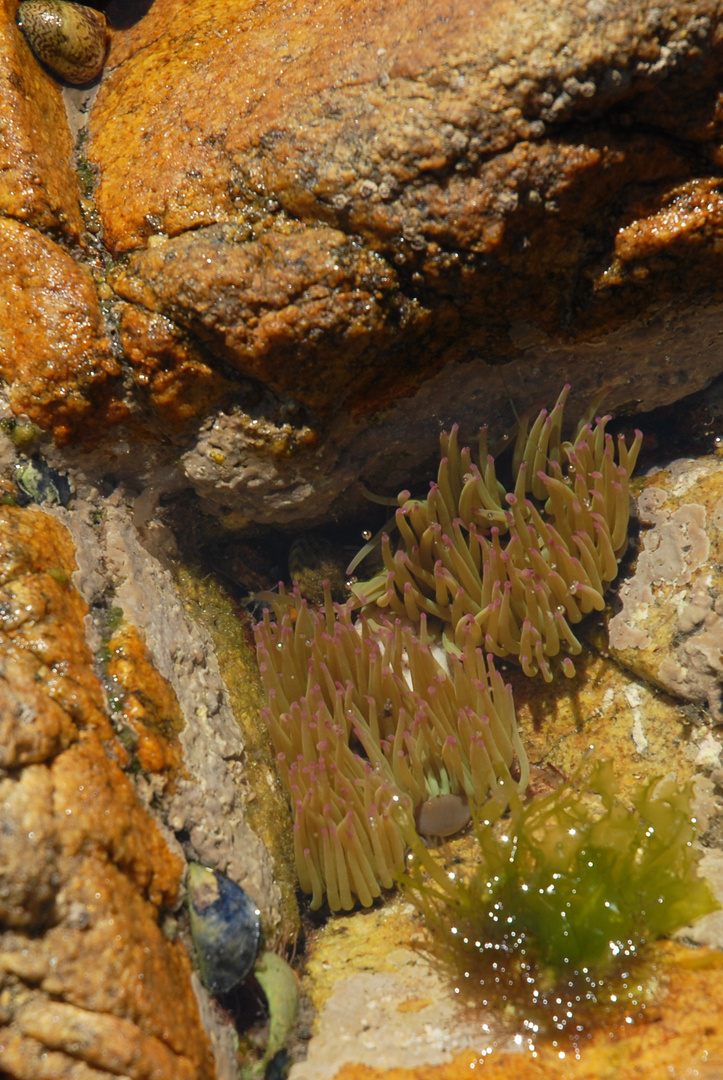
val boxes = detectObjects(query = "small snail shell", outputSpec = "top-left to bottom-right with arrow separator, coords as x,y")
187,863 -> 261,996
17,0 -> 109,85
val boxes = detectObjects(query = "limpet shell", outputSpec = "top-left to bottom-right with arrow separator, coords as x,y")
415,792 -> 471,837
17,0 -> 109,85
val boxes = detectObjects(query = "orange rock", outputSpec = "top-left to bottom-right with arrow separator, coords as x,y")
1,0 -> 722,459
110,222 -> 409,415
0,507 -> 217,1079
105,622 -> 184,777
83,0 -> 723,445
0,0 -> 83,238
117,302 -> 234,428
0,219 -> 127,443
328,947 -> 723,1079
0,505 -> 113,761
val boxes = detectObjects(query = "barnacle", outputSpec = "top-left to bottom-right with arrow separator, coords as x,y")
350,385 -> 643,681
400,761 -> 719,1032
254,587 -> 528,911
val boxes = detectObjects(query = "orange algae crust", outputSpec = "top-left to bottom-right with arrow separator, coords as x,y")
0,0 -> 83,238
507,649 -> 695,799
77,0 -> 723,448
0,218 -> 128,444
0,504 -> 114,766
89,0 -> 501,253
109,223 -> 405,418
0,507 -> 217,1079
116,302 -> 235,429
329,944 -> 723,1080
105,622 -> 185,776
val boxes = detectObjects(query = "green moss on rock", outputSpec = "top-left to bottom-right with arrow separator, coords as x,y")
401,761 -> 718,1033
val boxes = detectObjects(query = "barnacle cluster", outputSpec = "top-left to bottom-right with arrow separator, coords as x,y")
255,589 -> 528,910
350,385 -> 642,681
400,761 -> 719,1034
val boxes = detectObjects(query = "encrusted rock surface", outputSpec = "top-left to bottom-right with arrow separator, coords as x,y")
5,0 -> 723,1075
0,416 -> 299,1076
0,506 -> 216,1080
605,452 -> 723,721
0,218 -> 126,444
298,937 -> 723,1080
87,0 -> 723,525
61,500 -> 296,944
0,0 -> 82,237
317,944 -> 723,1078
1,0 -> 723,526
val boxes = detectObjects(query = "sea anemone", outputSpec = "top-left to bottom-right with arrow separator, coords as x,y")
349,385 -> 642,681
254,587 -> 529,911
254,388 -> 644,912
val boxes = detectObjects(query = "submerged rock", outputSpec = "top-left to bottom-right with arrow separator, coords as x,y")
605,451 -> 723,721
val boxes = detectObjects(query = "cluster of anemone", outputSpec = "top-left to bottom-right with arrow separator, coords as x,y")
349,385 -> 642,681
255,387 -> 643,912
255,588 -> 528,911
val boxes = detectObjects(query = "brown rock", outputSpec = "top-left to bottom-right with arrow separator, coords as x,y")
77,0 -> 723,524
88,0 -> 723,352
0,218 -> 127,444
1,0 -> 723,494
117,302 -> 234,429
111,222 -> 411,415
0,506 -> 216,1080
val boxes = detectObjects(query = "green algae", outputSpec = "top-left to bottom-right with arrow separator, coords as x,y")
400,761 -> 719,1034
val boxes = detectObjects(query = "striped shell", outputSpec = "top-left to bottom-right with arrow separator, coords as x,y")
17,0 -> 109,85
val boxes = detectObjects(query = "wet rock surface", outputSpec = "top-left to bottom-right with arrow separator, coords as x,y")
0,218 -> 126,444
0,0 -> 722,526
0,0 -> 82,237
87,0 -> 723,524
0,507 -> 216,1080
4,0 -> 723,1075
605,451 -> 723,721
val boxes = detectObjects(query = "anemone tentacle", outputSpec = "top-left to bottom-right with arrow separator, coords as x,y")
255,388 -> 642,911
255,587 -> 527,910
350,385 -> 642,680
